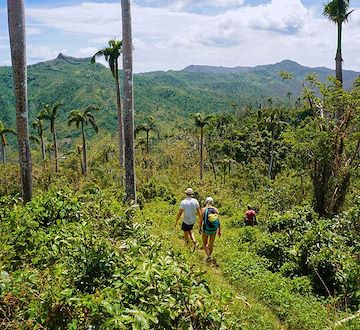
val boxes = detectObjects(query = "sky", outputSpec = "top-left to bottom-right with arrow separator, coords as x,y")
1,0 -> 360,73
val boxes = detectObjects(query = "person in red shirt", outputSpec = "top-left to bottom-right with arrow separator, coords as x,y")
244,205 -> 257,226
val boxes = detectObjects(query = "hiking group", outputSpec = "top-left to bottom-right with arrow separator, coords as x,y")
175,188 -> 257,262
175,188 -> 221,262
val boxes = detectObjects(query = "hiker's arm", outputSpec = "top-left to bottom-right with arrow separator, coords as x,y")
175,209 -> 183,227
198,209 -> 203,233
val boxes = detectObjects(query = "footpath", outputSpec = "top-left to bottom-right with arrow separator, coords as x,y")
140,201 -> 286,330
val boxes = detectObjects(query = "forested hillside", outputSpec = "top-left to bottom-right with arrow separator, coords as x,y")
1,69 -> 360,328
1,54 -> 359,137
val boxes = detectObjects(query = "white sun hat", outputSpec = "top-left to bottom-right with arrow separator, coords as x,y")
205,196 -> 214,204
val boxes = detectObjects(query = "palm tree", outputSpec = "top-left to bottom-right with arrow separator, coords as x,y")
32,117 -> 46,163
7,0 -> 32,201
135,116 -> 157,155
68,105 -> 98,176
39,102 -> 63,172
91,39 -> 124,182
194,113 -> 212,181
323,0 -> 353,84
121,0 -> 136,202
0,121 -> 16,164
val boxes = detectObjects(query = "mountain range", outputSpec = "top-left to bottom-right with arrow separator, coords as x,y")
0,54 -> 359,138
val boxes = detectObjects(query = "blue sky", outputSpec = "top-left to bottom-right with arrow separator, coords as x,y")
1,0 -> 360,72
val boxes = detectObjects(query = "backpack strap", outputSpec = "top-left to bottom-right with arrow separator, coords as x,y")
204,208 -> 209,227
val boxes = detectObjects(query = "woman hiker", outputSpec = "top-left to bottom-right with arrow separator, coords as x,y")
199,197 -> 221,262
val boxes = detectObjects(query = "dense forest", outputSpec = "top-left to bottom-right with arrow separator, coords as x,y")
1,0 -> 360,329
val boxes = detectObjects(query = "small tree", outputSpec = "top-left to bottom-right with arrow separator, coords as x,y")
135,116 -> 157,155
68,105 -> 98,176
32,117 -> 46,164
290,76 -> 360,217
194,113 -> 212,181
39,102 -> 63,172
0,121 -> 16,163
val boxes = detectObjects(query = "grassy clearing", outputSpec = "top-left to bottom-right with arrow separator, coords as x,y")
139,200 -> 360,329
140,201 -> 286,330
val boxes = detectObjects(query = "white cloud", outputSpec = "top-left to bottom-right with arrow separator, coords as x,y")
27,27 -> 43,35
27,2 -> 121,35
2,0 -> 359,72
27,45 -> 67,62
73,47 -> 98,58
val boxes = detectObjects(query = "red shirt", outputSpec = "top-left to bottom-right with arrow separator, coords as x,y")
245,210 -> 256,220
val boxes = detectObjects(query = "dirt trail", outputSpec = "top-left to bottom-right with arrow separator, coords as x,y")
140,201 -> 286,330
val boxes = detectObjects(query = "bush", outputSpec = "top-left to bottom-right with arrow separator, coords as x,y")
0,189 -> 226,329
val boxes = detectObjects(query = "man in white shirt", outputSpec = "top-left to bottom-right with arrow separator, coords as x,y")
175,188 -> 201,246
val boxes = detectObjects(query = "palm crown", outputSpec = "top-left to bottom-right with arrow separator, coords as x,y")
91,39 -> 122,79
0,121 -> 16,146
323,0 -> 353,24
68,105 -> 98,132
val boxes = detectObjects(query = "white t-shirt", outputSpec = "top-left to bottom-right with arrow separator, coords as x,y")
180,197 -> 199,225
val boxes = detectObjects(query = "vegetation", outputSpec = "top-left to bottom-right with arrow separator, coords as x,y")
1,1 -> 359,328
39,102 -> 63,172
67,105 -> 99,176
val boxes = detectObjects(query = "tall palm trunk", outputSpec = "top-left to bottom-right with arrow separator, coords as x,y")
200,126 -> 204,180
268,131 -> 275,179
335,22 -> 343,120
81,121 -> 87,176
146,130 -> 150,154
115,60 -> 124,184
211,159 -> 217,180
121,0 -> 136,202
8,0 -> 32,202
40,134 -> 46,163
0,141 -> 5,163
52,124 -> 59,172
335,22 -> 343,84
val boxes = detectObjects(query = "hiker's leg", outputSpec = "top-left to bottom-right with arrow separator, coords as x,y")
202,232 -> 208,249
208,234 -> 216,256
183,231 -> 189,243
203,233 -> 211,257
189,230 -> 196,244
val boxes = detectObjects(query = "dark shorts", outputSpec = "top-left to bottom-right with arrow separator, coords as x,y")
181,222 -> 194,231
203,229 -> 217,235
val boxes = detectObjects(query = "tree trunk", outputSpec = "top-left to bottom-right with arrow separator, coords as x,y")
115,60 -> 124,185
335,22 -> 343,120
40,134 -> 46,167
8,0 -> 32,202
268,129 -> 274,179
223,163 -> 226,184
146,130 -> 149,155
81,122 -> 87,176
53,127 -> 59,172
335,23 -> 343,85
0,142 -> 5,163
121,0 -> 136,202
200,126 -> 204,180
228,160 -> 231,181
211,159 -> 217,180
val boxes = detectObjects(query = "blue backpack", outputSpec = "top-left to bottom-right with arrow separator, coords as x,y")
204,207 -> 220,232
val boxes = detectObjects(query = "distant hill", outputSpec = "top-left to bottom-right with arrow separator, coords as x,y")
182,60 -> 359,90
1,55 -> 359,140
